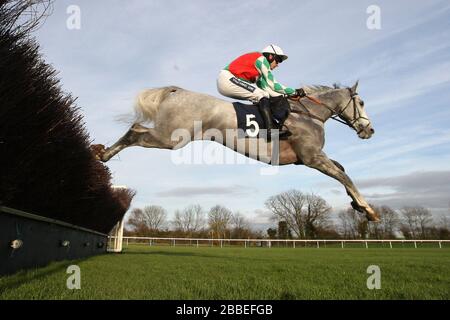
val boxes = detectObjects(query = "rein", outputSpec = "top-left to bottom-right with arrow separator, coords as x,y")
290,89 -> 369,133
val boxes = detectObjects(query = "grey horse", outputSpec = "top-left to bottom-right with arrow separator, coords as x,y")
92,81 -> 380,221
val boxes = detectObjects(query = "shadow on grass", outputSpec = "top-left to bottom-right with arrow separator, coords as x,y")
0,255 -> 98,294
122,250 -> 227,259
120,250 -> 276,264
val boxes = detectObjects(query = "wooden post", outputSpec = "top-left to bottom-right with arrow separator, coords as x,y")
365,241 -> 368,249
389,241 -> 392,249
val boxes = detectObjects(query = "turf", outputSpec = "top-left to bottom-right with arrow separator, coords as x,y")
1,245 -> 449,299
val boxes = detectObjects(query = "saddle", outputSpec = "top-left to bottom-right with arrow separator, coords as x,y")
232,96 -> 290,139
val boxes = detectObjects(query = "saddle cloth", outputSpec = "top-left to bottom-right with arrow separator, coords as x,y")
232,99 -> 289,138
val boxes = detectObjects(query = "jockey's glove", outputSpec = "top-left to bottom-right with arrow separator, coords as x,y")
296,88 -> 307,98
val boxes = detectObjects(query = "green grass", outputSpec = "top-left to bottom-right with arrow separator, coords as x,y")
1,245 -> 449,299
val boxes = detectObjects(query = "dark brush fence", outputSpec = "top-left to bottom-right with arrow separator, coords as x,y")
0,2 -> 134,235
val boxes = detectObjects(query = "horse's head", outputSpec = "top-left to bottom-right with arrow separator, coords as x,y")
337,81 -> 374,139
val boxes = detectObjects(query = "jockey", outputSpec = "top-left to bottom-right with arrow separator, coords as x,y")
217,44 -> 303,140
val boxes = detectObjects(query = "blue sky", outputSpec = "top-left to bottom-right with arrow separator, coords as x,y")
34,0 -> 450,227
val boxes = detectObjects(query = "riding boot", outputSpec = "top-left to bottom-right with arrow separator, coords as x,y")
258,97 -> 291,141
275,96 -> 293,139
258,97 -> 275,141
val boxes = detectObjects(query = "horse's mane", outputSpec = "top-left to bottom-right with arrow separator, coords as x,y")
304,83 -> 342,94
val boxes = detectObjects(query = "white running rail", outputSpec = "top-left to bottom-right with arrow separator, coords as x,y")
108,236 -> 450,249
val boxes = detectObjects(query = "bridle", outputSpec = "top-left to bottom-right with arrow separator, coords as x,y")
291,88 -> 371,134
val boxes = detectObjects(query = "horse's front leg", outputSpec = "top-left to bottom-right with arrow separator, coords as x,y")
301,151 -> 380,222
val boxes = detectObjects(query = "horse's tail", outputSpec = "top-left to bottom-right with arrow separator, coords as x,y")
134,86 -> 178,124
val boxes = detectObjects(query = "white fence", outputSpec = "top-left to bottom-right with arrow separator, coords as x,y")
110,236 -> 450,250
107,219 -> 124,252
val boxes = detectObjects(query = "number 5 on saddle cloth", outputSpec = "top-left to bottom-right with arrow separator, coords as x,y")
232,96 -> 290,139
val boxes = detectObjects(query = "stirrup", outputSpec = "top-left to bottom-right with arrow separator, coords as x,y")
264,128 -> 291,142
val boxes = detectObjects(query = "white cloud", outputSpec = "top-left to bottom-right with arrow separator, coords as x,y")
357,170 -> 450,210
155,185 -> 257,197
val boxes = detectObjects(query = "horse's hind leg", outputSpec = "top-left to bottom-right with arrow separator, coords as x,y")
93,124 -> 170,162
92,124 -> 142,162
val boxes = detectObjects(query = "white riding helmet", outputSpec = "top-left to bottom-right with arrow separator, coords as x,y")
261,44 -> 288,62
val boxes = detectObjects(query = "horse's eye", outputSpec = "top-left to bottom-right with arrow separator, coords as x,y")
360,100 -> 364,107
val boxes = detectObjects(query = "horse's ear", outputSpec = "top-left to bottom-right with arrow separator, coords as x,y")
351,80 -> 359,94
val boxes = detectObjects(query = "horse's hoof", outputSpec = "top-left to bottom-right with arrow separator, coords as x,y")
90,144 -> 106,162
351,201 -> 380,222
367,215 -> 381,222
365,207 -> 381,222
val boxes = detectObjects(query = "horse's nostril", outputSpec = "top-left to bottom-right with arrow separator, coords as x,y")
370,128 -> 375,134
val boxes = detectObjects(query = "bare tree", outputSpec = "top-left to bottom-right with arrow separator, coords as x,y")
400,206 -> 433,239
208,205 -> 233,238
230,212 -> 252,239
439,215 -> 450,228
127,205 -> 167,233
435,214 -> 450,239
267,228 -> 277,239
277,221 -> 289,239
338,208 -> 368,239
304,193 -> 333,238
172,204 -> 205,235
368,205 -> 399,239
231,212 -> 249,230
265,190 -> 332,239
437,209 -> 450,230
338,209 -> 354,239
1,0 -> 54,36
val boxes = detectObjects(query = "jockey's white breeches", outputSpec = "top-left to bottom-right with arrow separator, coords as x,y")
217,70 -> 269,103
